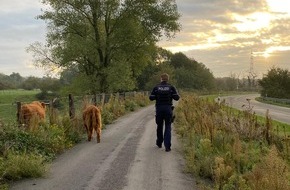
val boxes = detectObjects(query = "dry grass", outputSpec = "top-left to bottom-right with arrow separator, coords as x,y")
174,93 -> 290,189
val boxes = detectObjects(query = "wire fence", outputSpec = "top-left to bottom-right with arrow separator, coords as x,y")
0,91 -> 149,124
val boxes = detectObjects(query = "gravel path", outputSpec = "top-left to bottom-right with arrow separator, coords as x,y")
10,105 -> 197,190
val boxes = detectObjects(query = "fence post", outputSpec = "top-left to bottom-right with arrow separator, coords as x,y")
93,94 -> 97,106
116,92 -> 119,101
101,93 -> 105,107
69,94 -> 75,119
49,99 -> 56,125
16,101 -> 21,124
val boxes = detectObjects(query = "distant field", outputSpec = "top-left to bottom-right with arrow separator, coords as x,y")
0,89 -> 40,123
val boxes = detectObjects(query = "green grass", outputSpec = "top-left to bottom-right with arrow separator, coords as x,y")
204,93 -> 290,135
0,90 -> 40,123
0,89 -> 40,103
221,102 -> 290,135
256,97 -> 290,108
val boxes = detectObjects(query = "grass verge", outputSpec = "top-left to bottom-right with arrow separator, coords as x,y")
174,93 -> 290,190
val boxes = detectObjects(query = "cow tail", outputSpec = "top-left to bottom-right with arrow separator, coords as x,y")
95,108 -> 102,143
92,108 -> 97,132
97,108 -> 102,130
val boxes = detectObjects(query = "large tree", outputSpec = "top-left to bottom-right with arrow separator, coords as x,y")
21,76 -> 41,90
171,52 -> 215,90
138,51 -> 215,91
28,0 -> 180,93
259,67 -> 290,99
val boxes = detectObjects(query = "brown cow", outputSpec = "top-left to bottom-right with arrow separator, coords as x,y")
20,101 -> 46,126
83,105 -> 102,143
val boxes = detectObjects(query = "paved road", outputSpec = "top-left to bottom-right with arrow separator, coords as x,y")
10,105 -> 197,190
221,94 -> 290,124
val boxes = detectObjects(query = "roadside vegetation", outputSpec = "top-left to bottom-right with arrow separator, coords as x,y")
256,96 -> 290,108
174,92 -> 290,190
0,91 -> 151,189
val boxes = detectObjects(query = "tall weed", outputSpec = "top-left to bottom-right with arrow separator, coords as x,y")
175,93 -> 290,189
246,146 -> 290,190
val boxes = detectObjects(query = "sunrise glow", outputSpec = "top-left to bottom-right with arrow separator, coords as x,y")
233,12 -> 272,32
265,46 -> 290,54
263,52 -> 270,59
267,0 -> 290,14
165,43 -> 220,53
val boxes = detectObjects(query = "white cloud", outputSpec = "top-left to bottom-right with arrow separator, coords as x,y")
158,0 -> 290,78
0,0 -> 46,77
1,0 -> 290,78
0,0 -> 43,14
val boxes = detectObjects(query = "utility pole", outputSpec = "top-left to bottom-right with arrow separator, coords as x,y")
250,50 -> 254,76
248,50 -> 257,90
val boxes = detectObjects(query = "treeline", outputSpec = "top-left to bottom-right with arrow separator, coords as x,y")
2,59 -> 290,100
0,52 -> 216,95
0,74 -> 59,91
0,73 -> 60,100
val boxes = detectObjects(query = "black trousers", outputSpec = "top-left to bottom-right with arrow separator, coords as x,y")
155,105 -> 172,149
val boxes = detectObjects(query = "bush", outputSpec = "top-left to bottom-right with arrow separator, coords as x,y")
61,116 -> 84,144
124,100 -> 138,111
0,123 -> 78,161
2,151 -> 46,180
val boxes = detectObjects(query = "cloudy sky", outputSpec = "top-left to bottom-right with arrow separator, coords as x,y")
1,0 -> 290,78
0,0 -> 47,77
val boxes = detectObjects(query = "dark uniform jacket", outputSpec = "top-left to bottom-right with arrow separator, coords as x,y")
149,81 -> 180,105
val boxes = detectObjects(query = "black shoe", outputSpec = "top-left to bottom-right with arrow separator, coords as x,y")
156,142 -> 162,148
165,148 -> 171,152
156,141 -> 162,148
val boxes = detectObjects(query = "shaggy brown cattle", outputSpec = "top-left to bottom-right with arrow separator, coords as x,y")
83,105 -> 102,143
20,101 -> 46,126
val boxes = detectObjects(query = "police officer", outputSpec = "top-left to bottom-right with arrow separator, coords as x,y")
149,73 -> 180,152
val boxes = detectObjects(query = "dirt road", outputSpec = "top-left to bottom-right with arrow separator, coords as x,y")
10,105 -> 197,190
